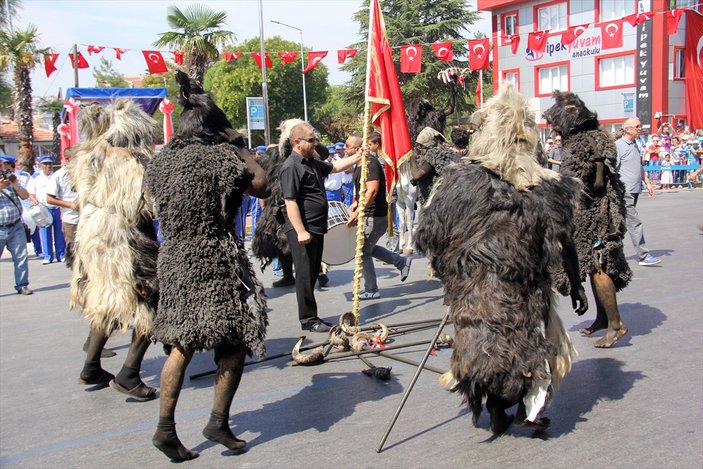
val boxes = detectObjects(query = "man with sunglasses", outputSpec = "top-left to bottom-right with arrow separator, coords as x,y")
616,117 -> 661,266
279,123 -> 361,332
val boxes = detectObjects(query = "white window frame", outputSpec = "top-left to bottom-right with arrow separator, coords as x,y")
538,64 -> 569,95
599,54 -> 635,88
599,0 -> 635,22
503,71 -> 519,90
537,2 -> 567,32
504,13 -> 517,36
674,48 -> 686,79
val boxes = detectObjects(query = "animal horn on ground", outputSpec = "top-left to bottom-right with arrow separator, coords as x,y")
351,332 -> 372,352
328,326 -> 350,350
340,312 -> 361,335
291,336 -> 324,365
372,323 -> 389,343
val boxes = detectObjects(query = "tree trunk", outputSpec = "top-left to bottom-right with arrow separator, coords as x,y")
13,63 -> 35,173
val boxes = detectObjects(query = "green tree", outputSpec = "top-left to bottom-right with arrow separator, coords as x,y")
204,36 -> 328,145
0,25 -> 48,170
0,0 -> 22,29
142,66 -> 182,142
0,74 -> 12,114
39,98 -> 63,157
153,4 -> 235,85
93,57 -> 129,88
341,0 -> 483,123
315,85 -> 363,143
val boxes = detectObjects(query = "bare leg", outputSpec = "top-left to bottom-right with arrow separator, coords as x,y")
152,345 -> 198,461
590,271 -> 628,348
579,276 -> 609,335
111,330 -> 156,401
203,343 -> 247,450
79,328 -> 114,385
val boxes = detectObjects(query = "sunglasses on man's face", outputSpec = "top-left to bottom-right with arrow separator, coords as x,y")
299,136 -> 318,143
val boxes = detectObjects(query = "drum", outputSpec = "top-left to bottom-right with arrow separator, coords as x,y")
322,201 -> 356,265
30,204 -> 53,228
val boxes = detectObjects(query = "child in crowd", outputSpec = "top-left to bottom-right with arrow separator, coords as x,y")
660,152 -> 673,190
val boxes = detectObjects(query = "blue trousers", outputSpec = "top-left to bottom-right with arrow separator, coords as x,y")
0,221 -> 29,290
234,197 -> 250,239
250,197 -> 262,235
326,189 -> 343,202
342,182 -> 354,206
39,207 -> 65,262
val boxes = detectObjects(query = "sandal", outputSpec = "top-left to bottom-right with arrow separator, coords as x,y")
110,379 -> 158,401
359,291 -> 381,300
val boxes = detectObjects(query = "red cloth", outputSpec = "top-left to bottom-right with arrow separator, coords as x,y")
224,51 -> 242,62
142,50 -> 168,74
44,53 -> 58,77
303,51 -> 327,73
367,0 -> 412,190
685,11 -> 703,130
87,45 -> 104,55
625,11 -> 654,27
171,50 -> 184,65
601,19 -> 624,50
507,34 -> 520,55
432,41 -> 454,62
278,51 -> 298,64
527,30 -> 548,53
561,24 -> 589,46
399,44 -> 422,73
337,49 -> 358,64
113,48 -> 126,60
475,79 -> 482,108
251,52 -> 272,69
667,9 -> 684,36
468,38 -> 490,70
69,52 -> 89,69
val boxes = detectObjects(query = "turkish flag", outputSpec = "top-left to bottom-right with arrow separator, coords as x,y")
303,51 -> 327,73
171,50 -> 184,65
468,38 -> 490,71
142,50 -> 168,74
625,11 -> 654,27
432,42 -> 453,62
561,23 -> 589,46
251,52 -> 272,69
667,9 -> 684,36
337,48 -> 358,64
69,52 -> 89,69
527,30 -> 548,52
367,0 -> 412,191
44,54 -> 59,77
685,11 -> 703,129
114,48 -> 126,60
278,51 -> 298,64
399,45 -> 422,73
87,45 -> 104,55
224,51 -> 242,62
505,34 -> 520,55
601,19 -> 623,50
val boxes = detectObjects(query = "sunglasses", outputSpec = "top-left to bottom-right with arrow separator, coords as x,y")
299,136 -> 318,143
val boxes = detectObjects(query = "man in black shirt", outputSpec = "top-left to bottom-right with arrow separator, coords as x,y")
347,132 -> 412,300
280,123 -> 360,332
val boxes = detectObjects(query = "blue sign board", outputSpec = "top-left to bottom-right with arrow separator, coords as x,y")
246,97 -> 265,131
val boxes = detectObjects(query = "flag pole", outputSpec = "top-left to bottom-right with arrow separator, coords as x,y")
479,69 -> 483,108
350,0 -> 377,322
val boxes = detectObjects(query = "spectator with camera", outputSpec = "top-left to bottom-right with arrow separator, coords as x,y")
0,155 -> 33,295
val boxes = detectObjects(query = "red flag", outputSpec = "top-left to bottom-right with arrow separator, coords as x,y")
114,48 -> 126,60
475,79 -> 482,108
303,51 -> 327,73
685,11 -> 703,129
251,52 -> 272,69
142,50 -> 168,74
399,44 -> 422,73
527,30 -> 548,52
44,53 -> 59,77
337,48 -> 358,64
69,52 -> 89,69
87,45 -> 104,55
224,51 -> 242,62
432,42 -> 454,62
561,23 -> 589,46
468,38 -> 490,71
625,11 -> 654,27
367,0 -> 412,190
171,50 -> 184,65
277,51 -> 298,64
601,19 -> 624,50
667,9 -> 684,35
506,34 -> 520,55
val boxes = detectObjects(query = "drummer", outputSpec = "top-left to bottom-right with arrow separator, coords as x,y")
346,132 -> 412,300
280,122 -> 361,333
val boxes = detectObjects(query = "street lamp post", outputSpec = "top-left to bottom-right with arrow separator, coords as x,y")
270,20 -> 308,122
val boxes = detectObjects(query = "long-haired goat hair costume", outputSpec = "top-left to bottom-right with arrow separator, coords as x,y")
68,99 -> 160,338
543,91 -> 632,292
415,85 -> 579,425
250,118 -> 303,270
145,72 -> 267,354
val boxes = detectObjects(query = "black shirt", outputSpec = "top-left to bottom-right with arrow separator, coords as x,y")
279,151 -> 333,235
353,153 -> 388,218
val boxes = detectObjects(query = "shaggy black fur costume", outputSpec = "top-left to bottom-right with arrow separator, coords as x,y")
146,72 -> 267,355
407,82 -> 457,142
415,163 -> 582,432
415,145 -> 458,205
543,91 -> 632,292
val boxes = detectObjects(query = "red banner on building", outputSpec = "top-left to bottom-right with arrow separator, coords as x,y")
601,19 -> 624,50
685,11 -> 703,130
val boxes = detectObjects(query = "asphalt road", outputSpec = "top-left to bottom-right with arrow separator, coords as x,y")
1,188 -> 701,468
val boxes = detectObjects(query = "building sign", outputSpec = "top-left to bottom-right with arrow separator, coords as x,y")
624,93 -> 634,114
246,97 -> 265,131
636,0 -> 653,130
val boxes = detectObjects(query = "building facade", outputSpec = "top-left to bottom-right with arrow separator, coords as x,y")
477,0 -> 701,136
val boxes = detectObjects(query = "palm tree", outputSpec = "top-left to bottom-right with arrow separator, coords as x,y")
153,4 -> 235,85
0,25 -> 46,171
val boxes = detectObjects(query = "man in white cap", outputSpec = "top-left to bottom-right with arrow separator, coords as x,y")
27,155 -> 65,264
